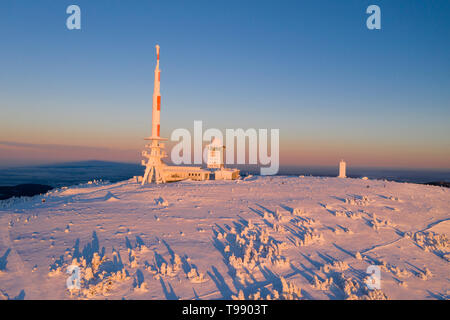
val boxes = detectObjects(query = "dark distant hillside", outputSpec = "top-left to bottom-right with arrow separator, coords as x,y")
422,181 -> 450,188
0,184 -> 53,200
0,160 -> 143,188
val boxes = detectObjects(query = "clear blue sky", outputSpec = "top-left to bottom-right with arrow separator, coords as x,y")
0,0 -> 449,168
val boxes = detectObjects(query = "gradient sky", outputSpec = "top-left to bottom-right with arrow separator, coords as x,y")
1,0 -> 449,168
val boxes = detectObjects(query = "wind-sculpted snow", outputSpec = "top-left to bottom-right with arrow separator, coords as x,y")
0,176 -> 448,299
412,231 -> 449,261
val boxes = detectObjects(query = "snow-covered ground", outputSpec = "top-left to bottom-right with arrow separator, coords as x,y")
0,176 -> 448,300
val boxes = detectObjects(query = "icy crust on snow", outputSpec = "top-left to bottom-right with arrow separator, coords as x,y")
0,176 -> 449,300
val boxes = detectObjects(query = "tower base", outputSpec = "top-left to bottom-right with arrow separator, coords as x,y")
141,139 -> 167,185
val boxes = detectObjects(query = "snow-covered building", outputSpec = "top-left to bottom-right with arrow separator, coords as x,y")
214,168 -> 240,180
163,166 -> 210,182
207,138 -> 224,169
206,138 -> 240,180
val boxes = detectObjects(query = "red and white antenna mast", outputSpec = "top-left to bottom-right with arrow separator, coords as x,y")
141,44 -> 167,184
151,44 -> 161,139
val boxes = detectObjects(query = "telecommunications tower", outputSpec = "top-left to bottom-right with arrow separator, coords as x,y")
141,45 -> 167,184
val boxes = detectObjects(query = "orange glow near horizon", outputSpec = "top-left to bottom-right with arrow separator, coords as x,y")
1,137 -> 449,170
280,139 -> 450,169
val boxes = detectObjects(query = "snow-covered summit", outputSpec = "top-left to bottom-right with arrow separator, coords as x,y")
0,176 -> 448,299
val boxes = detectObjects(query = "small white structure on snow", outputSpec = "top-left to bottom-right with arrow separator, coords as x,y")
338,160 -> 346,178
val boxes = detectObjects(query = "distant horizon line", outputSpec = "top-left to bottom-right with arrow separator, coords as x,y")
0,159 -> 449,172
